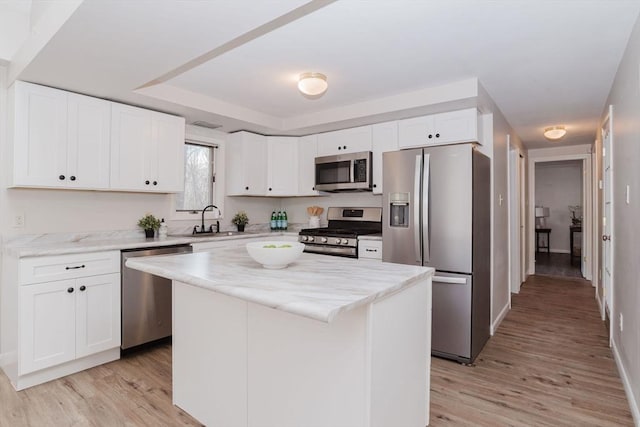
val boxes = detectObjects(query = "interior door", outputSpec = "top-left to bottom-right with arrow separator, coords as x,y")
601,107 -> 614,333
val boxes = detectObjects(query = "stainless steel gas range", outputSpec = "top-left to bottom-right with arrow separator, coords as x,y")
298,207 -> 382,258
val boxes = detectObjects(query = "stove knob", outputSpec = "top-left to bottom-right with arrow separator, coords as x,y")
301,236 -> 307,241
308,236 -> 315,242
343,239 -> 350,245
321,237 -> 328,243
335,239 -> 342,244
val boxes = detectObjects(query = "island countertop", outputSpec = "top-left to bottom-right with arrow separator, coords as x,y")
125,247 -> 433,323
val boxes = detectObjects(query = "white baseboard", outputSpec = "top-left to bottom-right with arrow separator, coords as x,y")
611,339 -> 640,426
491,303 -> 510,336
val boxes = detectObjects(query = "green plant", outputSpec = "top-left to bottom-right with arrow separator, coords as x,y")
137,214 -> 161,230
231,211 -> 249,226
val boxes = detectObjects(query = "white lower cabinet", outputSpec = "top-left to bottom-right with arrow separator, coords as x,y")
2,251 -> 121,389
19,272 -> 120,375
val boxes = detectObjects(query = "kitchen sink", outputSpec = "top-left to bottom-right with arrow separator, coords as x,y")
170,231 -> 246,238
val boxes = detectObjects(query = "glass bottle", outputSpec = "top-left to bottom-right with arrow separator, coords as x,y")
282,211 -> 288,231
270,211 -> 277,231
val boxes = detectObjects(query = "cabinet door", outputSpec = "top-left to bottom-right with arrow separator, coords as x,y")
76,273 -> 121,358
110,103 -> 152,191
398,115 -> 435,149
13,81 -> 68,187
432,109 -> 477,145
19,279 -> 76,375
226,132 -> 267,196
298,135 -> 319,196
152,113 -> 185,192
372,122 -> 398,194
67,93 -> 111,189
267,137 -> 298,196
317,126 -> 372,156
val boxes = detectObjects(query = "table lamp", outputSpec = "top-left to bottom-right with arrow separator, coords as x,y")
535,206 -> 550,228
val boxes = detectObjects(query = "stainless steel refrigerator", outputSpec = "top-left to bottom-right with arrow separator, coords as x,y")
382,144 -> 490,364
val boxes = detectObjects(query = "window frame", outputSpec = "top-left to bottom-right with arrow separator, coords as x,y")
170,132 -> 225,222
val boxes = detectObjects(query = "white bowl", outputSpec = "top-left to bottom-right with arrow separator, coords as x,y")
246,241 -> 305,269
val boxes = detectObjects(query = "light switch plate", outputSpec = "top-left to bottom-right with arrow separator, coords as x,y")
13,213 -> 25,228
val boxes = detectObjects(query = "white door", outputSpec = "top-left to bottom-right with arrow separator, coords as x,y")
297,135 -> 319,196
153,113 -> 185,192
372,121 -> 399,194
267,137 -> 298,196
110,103 -> 152,191
67,93 -> 111,189
242,133 -> 268,195
601,108 -> 614,328
76,273 -> 121,358
19,280 -> 76,375
509,145 -> 521,293
13,81 -> 68,187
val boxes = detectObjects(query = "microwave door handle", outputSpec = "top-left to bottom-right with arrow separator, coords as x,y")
350,159 -> 355,184
423,152 -> 430,263
414,154 -> 422,264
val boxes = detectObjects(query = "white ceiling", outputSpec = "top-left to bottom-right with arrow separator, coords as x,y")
13,0 -> 640,149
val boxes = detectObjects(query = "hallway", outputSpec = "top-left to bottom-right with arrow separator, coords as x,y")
430,275 -> 633,426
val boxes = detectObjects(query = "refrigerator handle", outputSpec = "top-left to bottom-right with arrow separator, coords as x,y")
414,154 -> 422,264
433,276 -> 468,284
423,153 -> 430,262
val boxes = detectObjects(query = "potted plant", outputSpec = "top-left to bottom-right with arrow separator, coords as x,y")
138,213 -> 161,238
232,211 -> 249,232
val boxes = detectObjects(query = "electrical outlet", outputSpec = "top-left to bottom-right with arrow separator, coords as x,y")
13,213 -> 25,228
619,313 -> 624,332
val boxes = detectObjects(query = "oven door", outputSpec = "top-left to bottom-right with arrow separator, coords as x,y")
315,152 -> 372,192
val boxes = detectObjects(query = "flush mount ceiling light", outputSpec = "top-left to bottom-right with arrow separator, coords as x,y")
298,72 -> 328,97
543,126 -> 567,140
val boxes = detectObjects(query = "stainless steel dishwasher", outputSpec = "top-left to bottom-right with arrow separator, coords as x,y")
121,244 -> 192,350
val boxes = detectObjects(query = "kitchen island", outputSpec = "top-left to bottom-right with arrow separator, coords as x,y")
126,247 -> 434,427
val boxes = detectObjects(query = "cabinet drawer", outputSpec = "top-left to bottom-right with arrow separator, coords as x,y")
358,240 -> 382,260
20,251 -> 120,285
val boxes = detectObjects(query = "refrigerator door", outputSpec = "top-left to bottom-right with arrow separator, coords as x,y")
382,148 -> 422,265
423,144 -> 473,273
431,271 -> 472,361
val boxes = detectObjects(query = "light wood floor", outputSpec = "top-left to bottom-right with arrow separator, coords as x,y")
430,274 -> 633,426
0,275 -> 632,426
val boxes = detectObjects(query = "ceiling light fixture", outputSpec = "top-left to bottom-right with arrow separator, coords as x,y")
543,126 -> 567,140
298,72 -> 328,97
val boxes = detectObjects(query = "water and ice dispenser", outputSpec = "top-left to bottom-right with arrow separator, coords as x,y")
389,192 -> 410,227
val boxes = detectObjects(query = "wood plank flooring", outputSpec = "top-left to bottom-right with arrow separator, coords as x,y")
430,274 -> 633,426
0,275 -> 632,426
535,252 -> 583,278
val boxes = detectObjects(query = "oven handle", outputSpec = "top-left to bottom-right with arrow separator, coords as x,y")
350,159 -> 355,184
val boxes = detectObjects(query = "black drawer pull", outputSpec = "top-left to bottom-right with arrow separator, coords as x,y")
153,181 -> 158,185
145,180 -> 150,185
79,285 -> 86,291
65,264 -> 86,270
70,176 -> 76,181
435,133 -> 440,138
59,175 -> 65,180
67,287 -> 74,293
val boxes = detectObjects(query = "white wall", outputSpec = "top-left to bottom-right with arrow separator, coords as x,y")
535,161 -> 582,253
600,11 -> 640,423
283,193 -> 382,227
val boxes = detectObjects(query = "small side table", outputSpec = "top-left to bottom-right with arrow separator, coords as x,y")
535,228 -> 551,253
570,226 -> 582,262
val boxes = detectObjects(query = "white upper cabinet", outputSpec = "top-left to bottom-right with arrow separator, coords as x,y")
267,137 -> 298,196
372,122 -> 399,195
398,108 -> 479,149
10,81 -> 110,189
110,103 -> 185,192
317,125 -> 372,157
226,131 -> 268,196
298,135 -> 319,196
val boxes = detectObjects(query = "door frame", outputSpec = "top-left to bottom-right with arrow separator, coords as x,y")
507,139 -> 525,294
527,150 -> 593,279
600,106 -> 614,332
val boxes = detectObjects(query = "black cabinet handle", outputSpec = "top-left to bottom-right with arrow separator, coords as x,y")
79,285 -> 86,291
337,146 -> 342,150
428,134 -> 433,139
245,186 -> 249,190
312,186 -> 315,190
67,287 -> 74,293
373,184 -> 377,188
343,145 -> 347,149
65,264 -> 85,270
70,176 -> 76,181
145,180 -> 150,185
435,133 -> 440,138
59,175 -> 65,180
153,181 -> 158,185
268,188 -> 272,191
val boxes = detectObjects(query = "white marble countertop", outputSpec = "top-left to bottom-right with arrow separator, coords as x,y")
5,232 -> 299,258
126,247 -> 433,323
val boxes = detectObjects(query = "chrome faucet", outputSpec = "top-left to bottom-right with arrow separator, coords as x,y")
192,205 -> 220,235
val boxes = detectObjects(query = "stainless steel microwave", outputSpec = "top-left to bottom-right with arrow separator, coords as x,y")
315,151 -> 372,192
